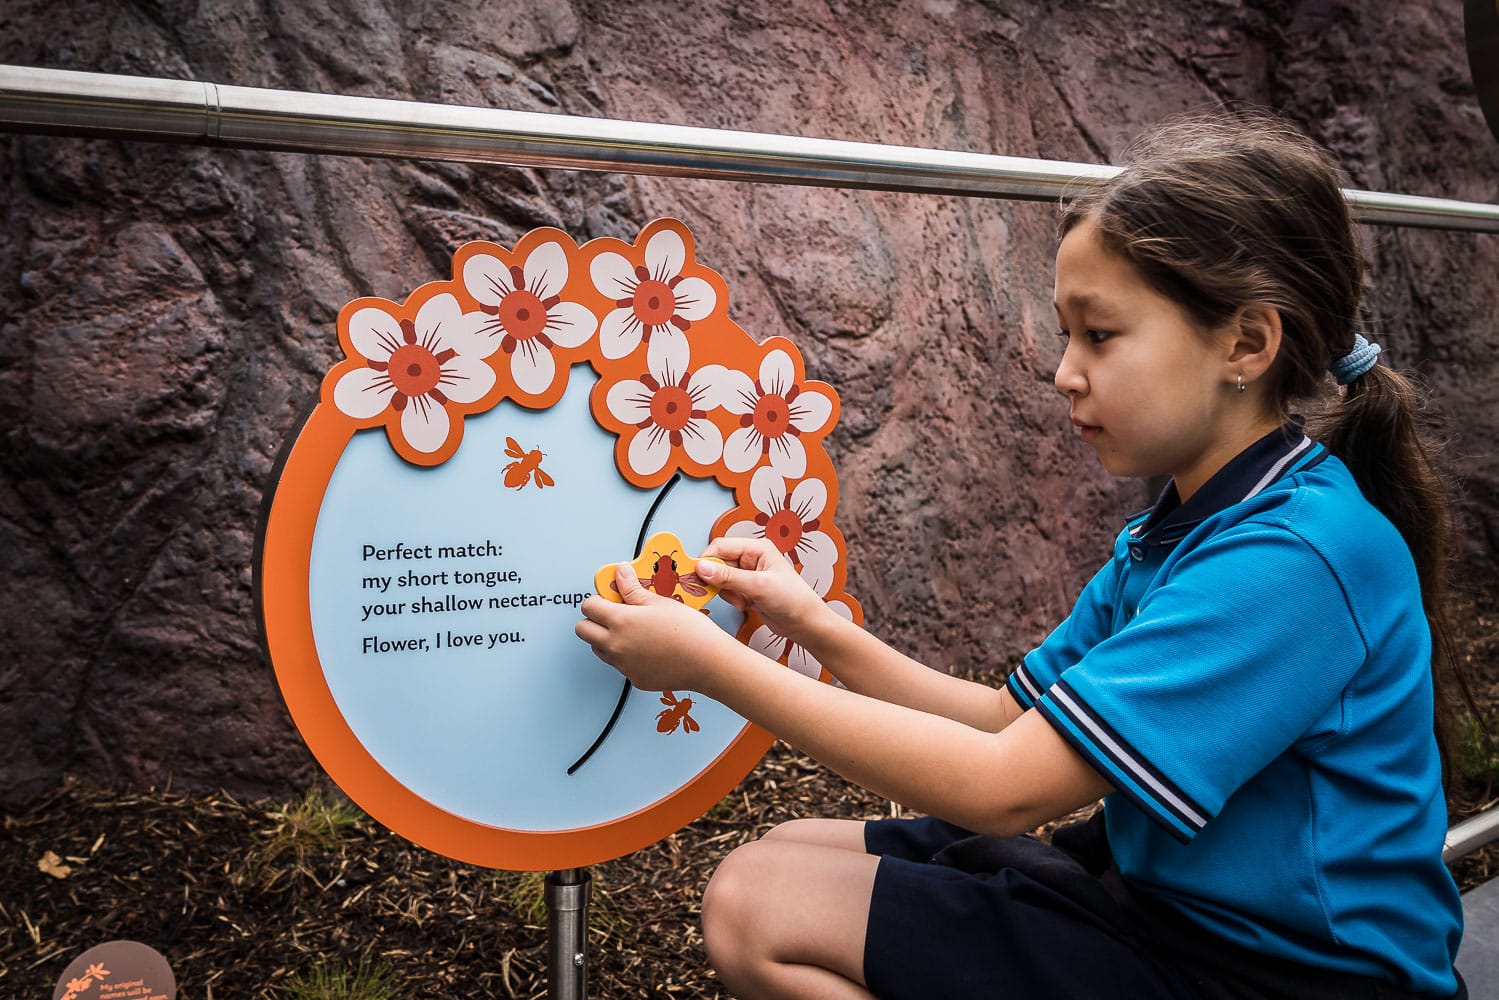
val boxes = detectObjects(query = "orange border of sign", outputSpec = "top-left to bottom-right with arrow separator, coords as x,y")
258,219 -> 861,870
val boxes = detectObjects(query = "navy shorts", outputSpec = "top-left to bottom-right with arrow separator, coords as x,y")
861,813 -> 1463,1000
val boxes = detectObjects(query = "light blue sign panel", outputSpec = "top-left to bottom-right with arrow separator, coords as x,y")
308,371 -> 743,831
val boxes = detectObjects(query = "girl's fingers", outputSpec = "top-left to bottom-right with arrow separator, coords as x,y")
702,535 -> 781,569
579,594 -> 617,623
574,616 -> 608,648
697,557 -> 777,605
613,562 -> 657,606
695,557 -> 728,587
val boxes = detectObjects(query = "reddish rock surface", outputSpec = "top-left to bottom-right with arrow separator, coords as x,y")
1,0 -> 1496,804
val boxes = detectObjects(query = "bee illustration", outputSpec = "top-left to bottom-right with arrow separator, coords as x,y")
657,691 -> 700,734
503,437 -> 553,490
643,549 -> 709,602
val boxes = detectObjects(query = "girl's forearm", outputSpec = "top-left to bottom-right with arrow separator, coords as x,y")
797,611 -> 1016,732
696,642 -> 1096,836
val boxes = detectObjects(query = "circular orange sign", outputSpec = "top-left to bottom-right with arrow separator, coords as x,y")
257,219 -> 860,870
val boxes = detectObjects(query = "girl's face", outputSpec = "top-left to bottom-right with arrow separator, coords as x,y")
1052,217 -> 1257,501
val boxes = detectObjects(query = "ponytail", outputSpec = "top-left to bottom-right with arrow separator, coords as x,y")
1314,363 -> 1479,784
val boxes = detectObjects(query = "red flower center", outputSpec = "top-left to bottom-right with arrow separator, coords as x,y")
387,343 -> 442,398
763,509 -> 803,552
649,384 -> 695,432
633,279 -> 676,326
499,289 -> 548,341
752,394 -> 790,438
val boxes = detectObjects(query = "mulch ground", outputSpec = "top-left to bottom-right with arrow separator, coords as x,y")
5,581 -> 1498,1000
1,739 -> 901,999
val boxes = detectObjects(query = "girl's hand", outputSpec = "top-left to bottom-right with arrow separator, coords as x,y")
696,536 -> 834,647
575,562 -> 740,693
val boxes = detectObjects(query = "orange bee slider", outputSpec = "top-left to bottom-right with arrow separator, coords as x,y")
593,531 -> 723,610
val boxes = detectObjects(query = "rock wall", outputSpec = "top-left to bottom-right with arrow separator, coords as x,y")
2,0 -> 1496,804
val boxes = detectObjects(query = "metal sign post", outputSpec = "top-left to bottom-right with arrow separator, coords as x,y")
546,868 -> 592,999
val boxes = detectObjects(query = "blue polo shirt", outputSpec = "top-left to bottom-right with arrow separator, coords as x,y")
1007,424 -> 1462,995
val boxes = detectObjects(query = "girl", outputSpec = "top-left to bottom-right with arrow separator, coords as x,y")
576,114 -> 1468,999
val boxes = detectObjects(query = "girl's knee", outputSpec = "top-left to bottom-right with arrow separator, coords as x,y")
702,842 -> 774,977
703,840 -> 879,996
703,841 -> 769,936
702,835 -> 877,954
703,839 -> 824,963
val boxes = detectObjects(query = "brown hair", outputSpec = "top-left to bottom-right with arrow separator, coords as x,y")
1060,112 -> 1476,779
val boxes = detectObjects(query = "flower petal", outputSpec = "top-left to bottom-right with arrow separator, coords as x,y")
347,307 -> 405,362
671,276 -> 716,321
767,432 -> 807,479
590,251 -> 637,299
723,426 -> 763,474
800,561 -> 834,598
644,228 -> 686,281
687,363 -> 728,410
680,418 -> 724,465
724,519 -> 759,539
758,350 -> 796,396
523,241 -> 568,298
797,530 -> 838,571
788,388 -> 834,434
646,329 -> 690,384
599,307 -> 643,360
787,643 -> 820,679
401,396 -> 451,454
628,426 -> 671,476
606,379 -> 653,424
546,301 -> 598,349
511,342 -> 556,396
440,353 -> 498,404
750,466 -> 786,516
749,624 -> 787,662
416,293 -> 466,346
716,370 -> 757,414
443,308 -> 499,360
462,253 -> 516,306
789,476 -> 828,520
333,367 -> 393,419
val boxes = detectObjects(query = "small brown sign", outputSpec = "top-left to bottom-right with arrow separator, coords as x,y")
53,940 -> 175,1000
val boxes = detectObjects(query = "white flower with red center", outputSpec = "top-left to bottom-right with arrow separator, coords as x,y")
726,466 -> 838,593
719,349 -> 835,478
332,293 -> 495,454
462,240 -> 598,395
750,594 -> 857,679
590,228 -> 717,360
604,336 -> 728,477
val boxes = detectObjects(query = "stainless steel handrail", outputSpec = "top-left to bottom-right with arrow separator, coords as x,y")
1447,805 -> 1499,865
3,64 -> 1498,232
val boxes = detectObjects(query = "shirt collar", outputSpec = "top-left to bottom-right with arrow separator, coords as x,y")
1129,421 -> 1323,548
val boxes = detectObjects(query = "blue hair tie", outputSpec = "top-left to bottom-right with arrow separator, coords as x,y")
1330,334 -> 1381,385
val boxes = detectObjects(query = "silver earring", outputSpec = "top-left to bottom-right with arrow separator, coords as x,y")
1236,373 -> 1246,394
